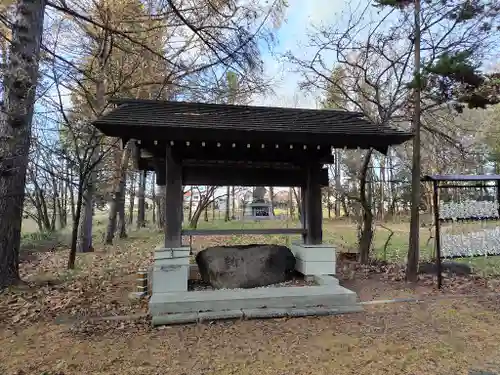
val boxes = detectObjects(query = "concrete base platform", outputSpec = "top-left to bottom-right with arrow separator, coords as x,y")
149,275 -> 361,325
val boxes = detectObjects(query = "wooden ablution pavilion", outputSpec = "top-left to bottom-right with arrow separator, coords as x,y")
92,99 -> 413,325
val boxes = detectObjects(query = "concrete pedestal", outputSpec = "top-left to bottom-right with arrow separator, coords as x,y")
291,242 -> 336,276
152,246 -> 190,293
243,202 -> 274,220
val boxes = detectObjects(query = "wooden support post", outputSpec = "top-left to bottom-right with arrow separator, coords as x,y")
304,163 -> 323,245
433,180 -> 442,289
164,145 -> 183,248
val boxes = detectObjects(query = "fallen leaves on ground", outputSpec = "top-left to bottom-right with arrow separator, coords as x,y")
3,227 -> 500,331
3,226 -> 500,374
3,299 -> 500,375
0,229 -> 159,328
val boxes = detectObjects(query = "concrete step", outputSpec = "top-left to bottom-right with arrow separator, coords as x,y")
149,284 -> 359,315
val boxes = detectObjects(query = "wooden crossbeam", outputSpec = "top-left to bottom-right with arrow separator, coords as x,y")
182,165 -> 329,187
136,140 -> 335,164
181,228 -> 306,236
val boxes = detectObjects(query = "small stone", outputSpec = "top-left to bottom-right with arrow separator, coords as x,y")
128,292 -> 146,301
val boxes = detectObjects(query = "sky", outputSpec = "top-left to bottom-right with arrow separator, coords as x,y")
33,0 -> 351,142
42,0 -> 355,112
253,0 -> 350,108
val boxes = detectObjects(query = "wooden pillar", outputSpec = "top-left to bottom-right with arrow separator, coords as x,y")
164,146 -> 183,248
304,163 -> 323,245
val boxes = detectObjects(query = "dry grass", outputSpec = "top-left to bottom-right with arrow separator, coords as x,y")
2,220 -> 500,374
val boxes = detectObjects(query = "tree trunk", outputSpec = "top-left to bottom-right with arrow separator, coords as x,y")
334,149 -> 342,217
269,186 -> 275,216
127,171 -> 136,225
342,196 -> 349,217
30,172 -> 52,231
231,186 -> 236,219
104,143 -> 123,241
77,138 -> 101,253
60,162 -> 68,228
224,186 -> 230,221
293,188 -> 302,221
327,186 -> 331,219
151,173 -> 156,224
188,186 -> 194,221
104,143 -> 131,244
118,194 -> 127,238
388,147 -> 395,217
57,176 -> 66,229
69,162 -> 76,221
358,149 -> 374,264
77,33 -> 109,253
68,181 -> 85,269
288,187 -> 294,219
379,155 -> 386,220
117,171 -> 132,239
50,177 -> 57,231
136,170 -> 146,229
190,206 -> 204,229
407,0 -> 421,282
0,0 -> 46,287
190,190 -> 215,228
157,185 -> 165,229
77,185 -> 94,253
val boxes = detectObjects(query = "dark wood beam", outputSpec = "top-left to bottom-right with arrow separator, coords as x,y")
139,141 -> 334,164
95,123 -> 409,153
182,228 -> 306,236
131,141 -> 141,169
182,165 -> 329,187
164,145 -> 183,248
304,163 -> 323,245
300,186 -> 307,243
143,157 -> 329,186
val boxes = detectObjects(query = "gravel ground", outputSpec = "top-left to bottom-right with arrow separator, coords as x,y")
188,275 -> 317,291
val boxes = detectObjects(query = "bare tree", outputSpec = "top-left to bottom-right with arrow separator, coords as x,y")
290,0 -> 500,265
136,170 -> 147,229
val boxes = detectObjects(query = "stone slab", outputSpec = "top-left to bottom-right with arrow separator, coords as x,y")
149,284 -> 358,315
152,264 -> 189,293
291,243 -> 336,262
152,312 -> 199,326
198,310 -> 244,322
154,247 -> 191,261
313,275 -> 340,286
155,256 -> 190,266
295,259 -> 335,275
242,307 -> 288,319
150,305 -> 364,326
243,305 -> 363,319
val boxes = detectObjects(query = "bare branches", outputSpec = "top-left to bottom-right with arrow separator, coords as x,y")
290,0 -> 500,127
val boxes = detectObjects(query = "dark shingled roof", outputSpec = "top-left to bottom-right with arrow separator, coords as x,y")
92,99 -> 413,151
